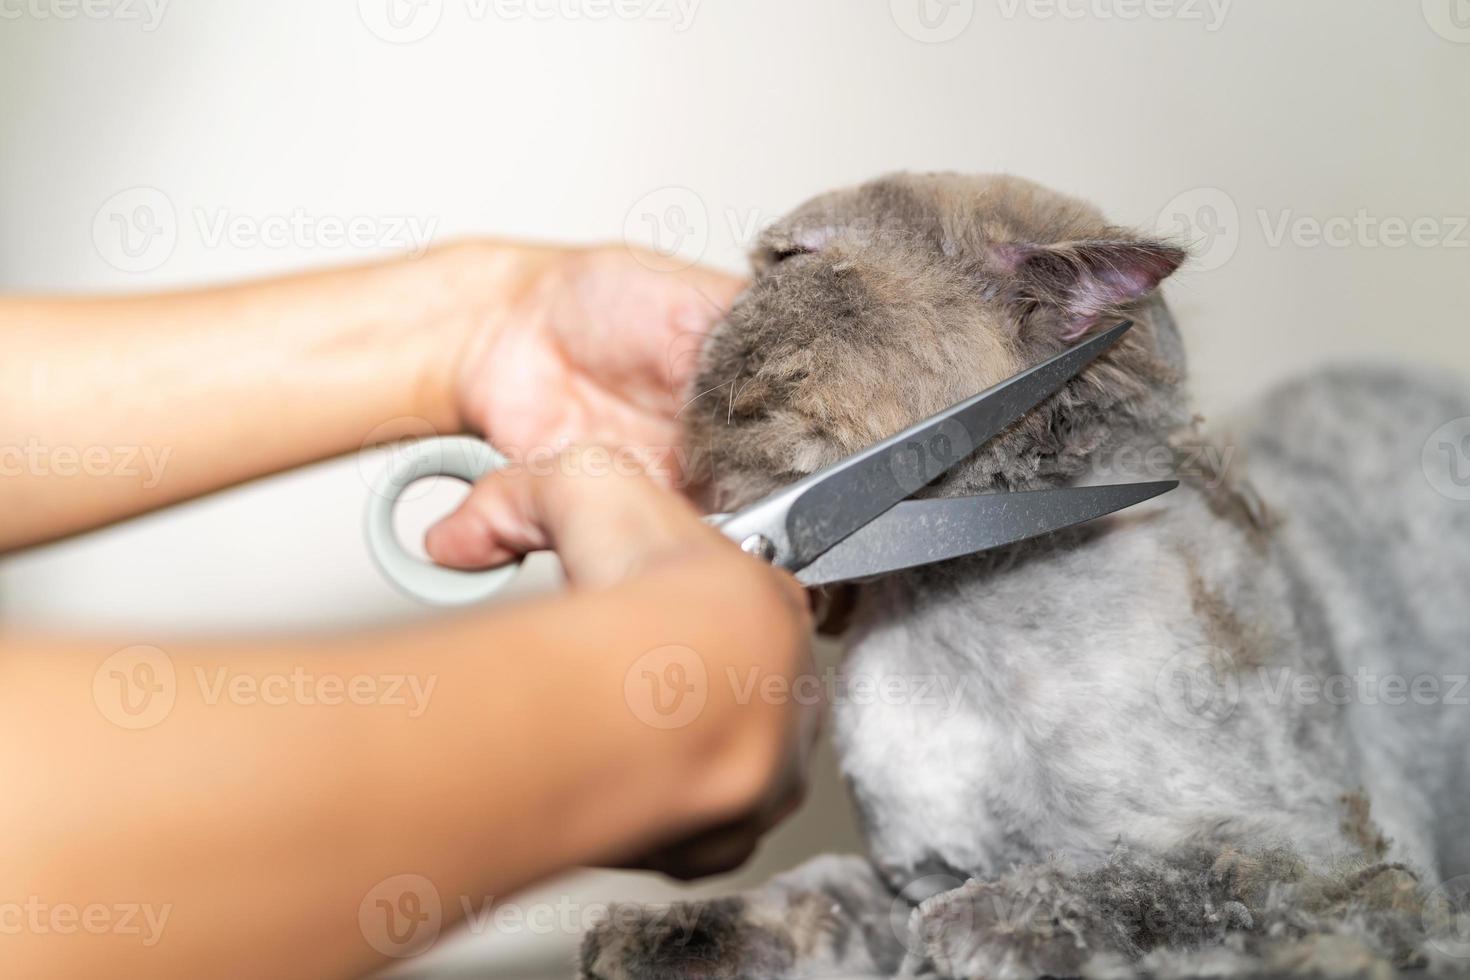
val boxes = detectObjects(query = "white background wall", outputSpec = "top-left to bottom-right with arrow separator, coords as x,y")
2,1 -> 1467,975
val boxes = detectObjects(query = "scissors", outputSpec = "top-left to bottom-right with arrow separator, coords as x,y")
366,320 -> 1176,605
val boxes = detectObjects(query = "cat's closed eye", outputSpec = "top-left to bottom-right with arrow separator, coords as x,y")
753,243 -> 815,273
758,225 -> 836,268
758,241 -> 818,267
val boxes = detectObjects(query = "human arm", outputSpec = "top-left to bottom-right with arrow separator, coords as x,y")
0,467 -> 814,979
0,239 -> 820,979
0,242 -> 743,552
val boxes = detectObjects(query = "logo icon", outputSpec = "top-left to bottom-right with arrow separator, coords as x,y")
93,645 -> 177,730
889,872 -> 970,956
1153,645 -> 1239,730
358,0 -> 444,43
624,645 -> 707,729
92,187 -> 178,274
1423,0 -> 1470,42
359,417 -> 445,504
359,874 -> 443,958
1422,417 -> 1470,501
1425,875 -> 1470,959
887,418 -> 975,497
1154,187 -> 1239,273
890,0 -> 975,42
622,187 -> 710,272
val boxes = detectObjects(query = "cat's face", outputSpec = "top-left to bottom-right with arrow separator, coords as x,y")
685,173 -> 1188,510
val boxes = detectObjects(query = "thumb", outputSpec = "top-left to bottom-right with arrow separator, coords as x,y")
424,449 -> 727,589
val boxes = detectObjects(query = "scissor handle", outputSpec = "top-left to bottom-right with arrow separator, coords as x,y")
364,435 -> 521,605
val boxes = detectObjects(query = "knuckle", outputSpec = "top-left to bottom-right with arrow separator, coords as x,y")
466,477 -> 518,525
718,558 -> 812,668
749,564 -> 813,644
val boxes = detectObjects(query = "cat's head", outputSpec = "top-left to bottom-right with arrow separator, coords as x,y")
685,172 -> 1190,511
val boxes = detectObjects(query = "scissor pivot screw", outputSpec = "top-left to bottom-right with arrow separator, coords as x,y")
740,534 -> 777,563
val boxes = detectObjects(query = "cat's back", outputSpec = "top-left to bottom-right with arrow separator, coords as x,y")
1238,364 -> 1470,500
1231,365 -> 1470,877
1233,365 -> 1470,666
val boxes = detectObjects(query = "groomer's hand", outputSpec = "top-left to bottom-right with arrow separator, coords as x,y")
444,243 -> 745,488
0,239 -> 739,552
426,453 -> 819,876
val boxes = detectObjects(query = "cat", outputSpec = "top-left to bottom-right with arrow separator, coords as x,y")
580,173 -> 1470,979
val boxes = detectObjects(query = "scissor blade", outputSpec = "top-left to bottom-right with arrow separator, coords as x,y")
782,320 -> 1134,570
794,480 -> 1176,586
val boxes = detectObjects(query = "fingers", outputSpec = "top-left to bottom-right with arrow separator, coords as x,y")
424,449 -> 727,589
616,735 -> 811,881
428,445 -> 822,881
670,262 -> 748,319
632,817 -> 767,881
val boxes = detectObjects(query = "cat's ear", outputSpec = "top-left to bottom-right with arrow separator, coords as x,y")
987,239 -> 1186,340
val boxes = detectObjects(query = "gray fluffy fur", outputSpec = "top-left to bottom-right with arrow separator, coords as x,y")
580,173 -> 1470,980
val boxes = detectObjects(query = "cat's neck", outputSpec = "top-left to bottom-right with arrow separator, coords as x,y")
952,399 -> 1195,496
943,297 -> 1195,497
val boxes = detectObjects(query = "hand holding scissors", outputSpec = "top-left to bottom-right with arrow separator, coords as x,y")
368,320 -> 1175,603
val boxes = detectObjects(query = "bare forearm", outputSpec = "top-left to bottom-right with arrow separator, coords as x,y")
0,551 -> 788,979
0,244 -> 520,551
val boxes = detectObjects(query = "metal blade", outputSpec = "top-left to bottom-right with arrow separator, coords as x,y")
781,320 -> 1135,570
794,480 -> 1177,586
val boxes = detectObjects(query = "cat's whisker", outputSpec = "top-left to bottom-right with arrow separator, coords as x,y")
728,373 -> 755,425
675,376 -> 737,421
